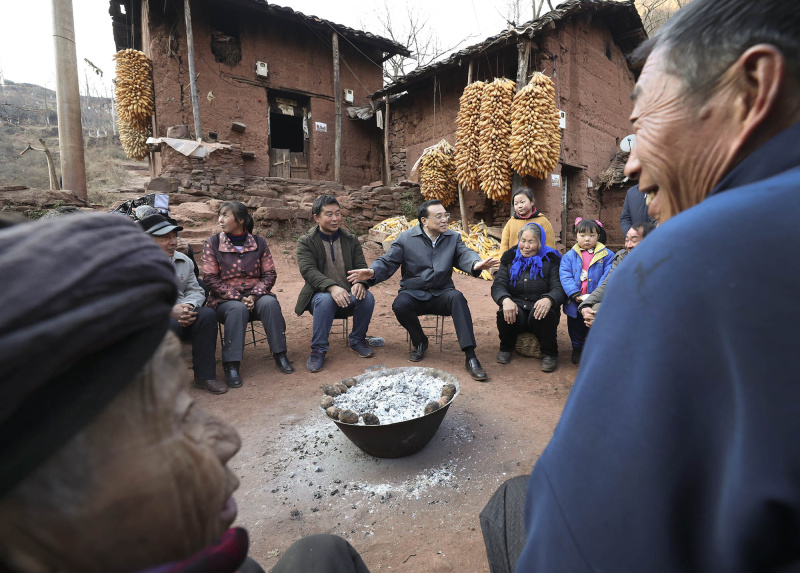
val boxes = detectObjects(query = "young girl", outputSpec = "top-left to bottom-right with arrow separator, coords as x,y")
500,188 -> 556,252
559,218 -> 614,364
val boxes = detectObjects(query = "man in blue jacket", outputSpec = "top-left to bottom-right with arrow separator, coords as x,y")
348,200 -> 498,380
482,0 -> 800,571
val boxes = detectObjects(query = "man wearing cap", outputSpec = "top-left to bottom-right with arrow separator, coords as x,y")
140,214 -> 226,394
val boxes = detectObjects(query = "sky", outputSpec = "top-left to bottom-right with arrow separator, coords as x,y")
0,0 -> 565,96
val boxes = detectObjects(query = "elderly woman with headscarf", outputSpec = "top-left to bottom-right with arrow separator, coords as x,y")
491,222 -> 566,372
0,214 -> 370,573
202,201 -> 294,386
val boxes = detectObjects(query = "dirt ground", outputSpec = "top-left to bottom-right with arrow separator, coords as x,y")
189,238 -> 577,572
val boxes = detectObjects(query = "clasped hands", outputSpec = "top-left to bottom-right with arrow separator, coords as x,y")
171,303 -> 197,327
329,283 -> 366,308
502,297 -> 552,324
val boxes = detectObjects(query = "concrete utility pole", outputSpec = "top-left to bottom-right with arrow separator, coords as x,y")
332,31 -> 342,184
52,0 -> 87,198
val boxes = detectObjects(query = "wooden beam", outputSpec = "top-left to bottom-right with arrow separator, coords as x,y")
219,72 -> 335,101
457,58 -> 474,235
333,31 -> 342,184
383,95 -> 390,186
184,0 -> 202,140
511,38 -> 531,215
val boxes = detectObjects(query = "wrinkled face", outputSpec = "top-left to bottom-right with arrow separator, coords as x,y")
422,204 -> 450,235
625,227 -> 643,250
314,203 -> 342,234
153,231 -> 178,257
513,194 -> 534,217
218,208 -> 244,234
518,230 -> 540,257
577,229 -> 598,250
625,48 -> 739,222
0,336 -> 242,573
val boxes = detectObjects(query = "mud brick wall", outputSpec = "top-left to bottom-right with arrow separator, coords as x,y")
387,16 -> 638,251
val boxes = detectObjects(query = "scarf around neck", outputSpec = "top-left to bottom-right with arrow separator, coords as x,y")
318,228 -> 341,262
509,222 -> 560,286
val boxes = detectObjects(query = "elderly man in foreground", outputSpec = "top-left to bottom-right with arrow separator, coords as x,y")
348,200 -> 498,381
482,0 -> 800,571
0,214 -> 372,572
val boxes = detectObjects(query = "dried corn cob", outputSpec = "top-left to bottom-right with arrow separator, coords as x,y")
420,139 -> 458,207
113,49 -> 155,160
454,81 -> 485,192
477,78 -> 516,202
510,72 -> 561,178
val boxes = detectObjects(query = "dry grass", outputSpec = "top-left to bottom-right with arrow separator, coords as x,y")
0,124 -> 131,193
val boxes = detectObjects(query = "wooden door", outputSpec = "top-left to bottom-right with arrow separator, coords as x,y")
270,148 -> 290,178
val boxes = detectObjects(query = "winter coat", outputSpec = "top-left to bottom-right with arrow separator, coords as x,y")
559,242 -> 614,318
491,247 -> 566,313
201,232 -> 277,309
369,225 -> 481,299
577,249 -> 628,312
295,226 -> 369,315
500,210 -> 556,252
620,184 -> 656,236
514,118 -> 800,573
173,251 -> 206,309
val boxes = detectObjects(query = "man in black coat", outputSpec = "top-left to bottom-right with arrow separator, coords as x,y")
348,200 -> 498,381
619,184 -> 656,235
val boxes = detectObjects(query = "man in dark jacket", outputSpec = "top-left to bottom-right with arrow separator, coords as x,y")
348,200 -> 499,381
489,0 -> 800,571
619,184 -> 656,236
296,195 -> 375,373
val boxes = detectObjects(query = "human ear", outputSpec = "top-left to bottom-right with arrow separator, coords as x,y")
732,44 -> 785,145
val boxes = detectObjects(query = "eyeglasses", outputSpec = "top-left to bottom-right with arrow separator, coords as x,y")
426,213 -> 451,221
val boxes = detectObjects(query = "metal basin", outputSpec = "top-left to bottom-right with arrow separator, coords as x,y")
323,366 -> 460,458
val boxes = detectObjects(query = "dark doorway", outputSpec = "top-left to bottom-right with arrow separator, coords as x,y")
269,113 -> 304,152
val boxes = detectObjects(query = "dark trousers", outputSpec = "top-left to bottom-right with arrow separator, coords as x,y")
169,307 -> 218,380
567,314 -> 590,349
392,289 -> 476,350
480,475 -> 530,573
216,294 -> 287,362
272,534 -> 370,573
497,305 -> 560,357
309,291 -> 375,353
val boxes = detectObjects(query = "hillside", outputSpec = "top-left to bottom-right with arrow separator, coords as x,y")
0,80 -> 140,201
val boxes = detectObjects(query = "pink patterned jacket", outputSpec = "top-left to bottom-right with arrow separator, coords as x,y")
201,232 -> 277,309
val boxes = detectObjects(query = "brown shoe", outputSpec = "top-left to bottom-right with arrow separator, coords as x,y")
194,378 -> 229,394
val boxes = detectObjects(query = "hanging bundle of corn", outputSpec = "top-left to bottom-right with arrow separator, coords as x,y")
454,81 -> 485,192
477,78 -> 516,202
113,49 -> 155,161
509,72 -> 561,179
420,139 -> 458,207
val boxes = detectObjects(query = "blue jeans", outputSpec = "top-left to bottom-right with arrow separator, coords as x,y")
309,291 -> 375,353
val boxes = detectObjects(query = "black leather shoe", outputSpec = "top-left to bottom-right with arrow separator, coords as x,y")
465,357 -> 488,381
274,352 -> 295,374
193,378 -> 229,394
496,350 -> 513,364
409,338 -> 429,362
222,362 -> 243,388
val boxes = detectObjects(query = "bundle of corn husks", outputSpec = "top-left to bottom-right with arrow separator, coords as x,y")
510,72 -> 561,178
420,139 -> 458,207
478,78 -> 516,202
113,49 -> 155,161
454,81 -> 485,192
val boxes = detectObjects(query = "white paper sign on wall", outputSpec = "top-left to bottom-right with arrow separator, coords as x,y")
315,122 -> 327,133
558,110 -> 566,129
551,174 -> 561,187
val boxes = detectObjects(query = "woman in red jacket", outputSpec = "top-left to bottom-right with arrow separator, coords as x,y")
202,201 -> 294,385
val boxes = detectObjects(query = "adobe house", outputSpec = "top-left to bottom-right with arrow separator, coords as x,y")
108,0 -> 408,187
370,0 -> 646,250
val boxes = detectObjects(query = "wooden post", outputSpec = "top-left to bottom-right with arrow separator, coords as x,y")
51,0 -> 87,198
184,0 -> 203,140
383,94 -> 391,186
510,37 -> 531,215
332,32 -> 342,184
20,139 -> 61,191
457,59 -> 474,235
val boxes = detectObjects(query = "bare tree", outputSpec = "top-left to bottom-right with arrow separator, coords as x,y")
636,0 -> 691,35
532,0 -> 555,20
371,1 -> 478,83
